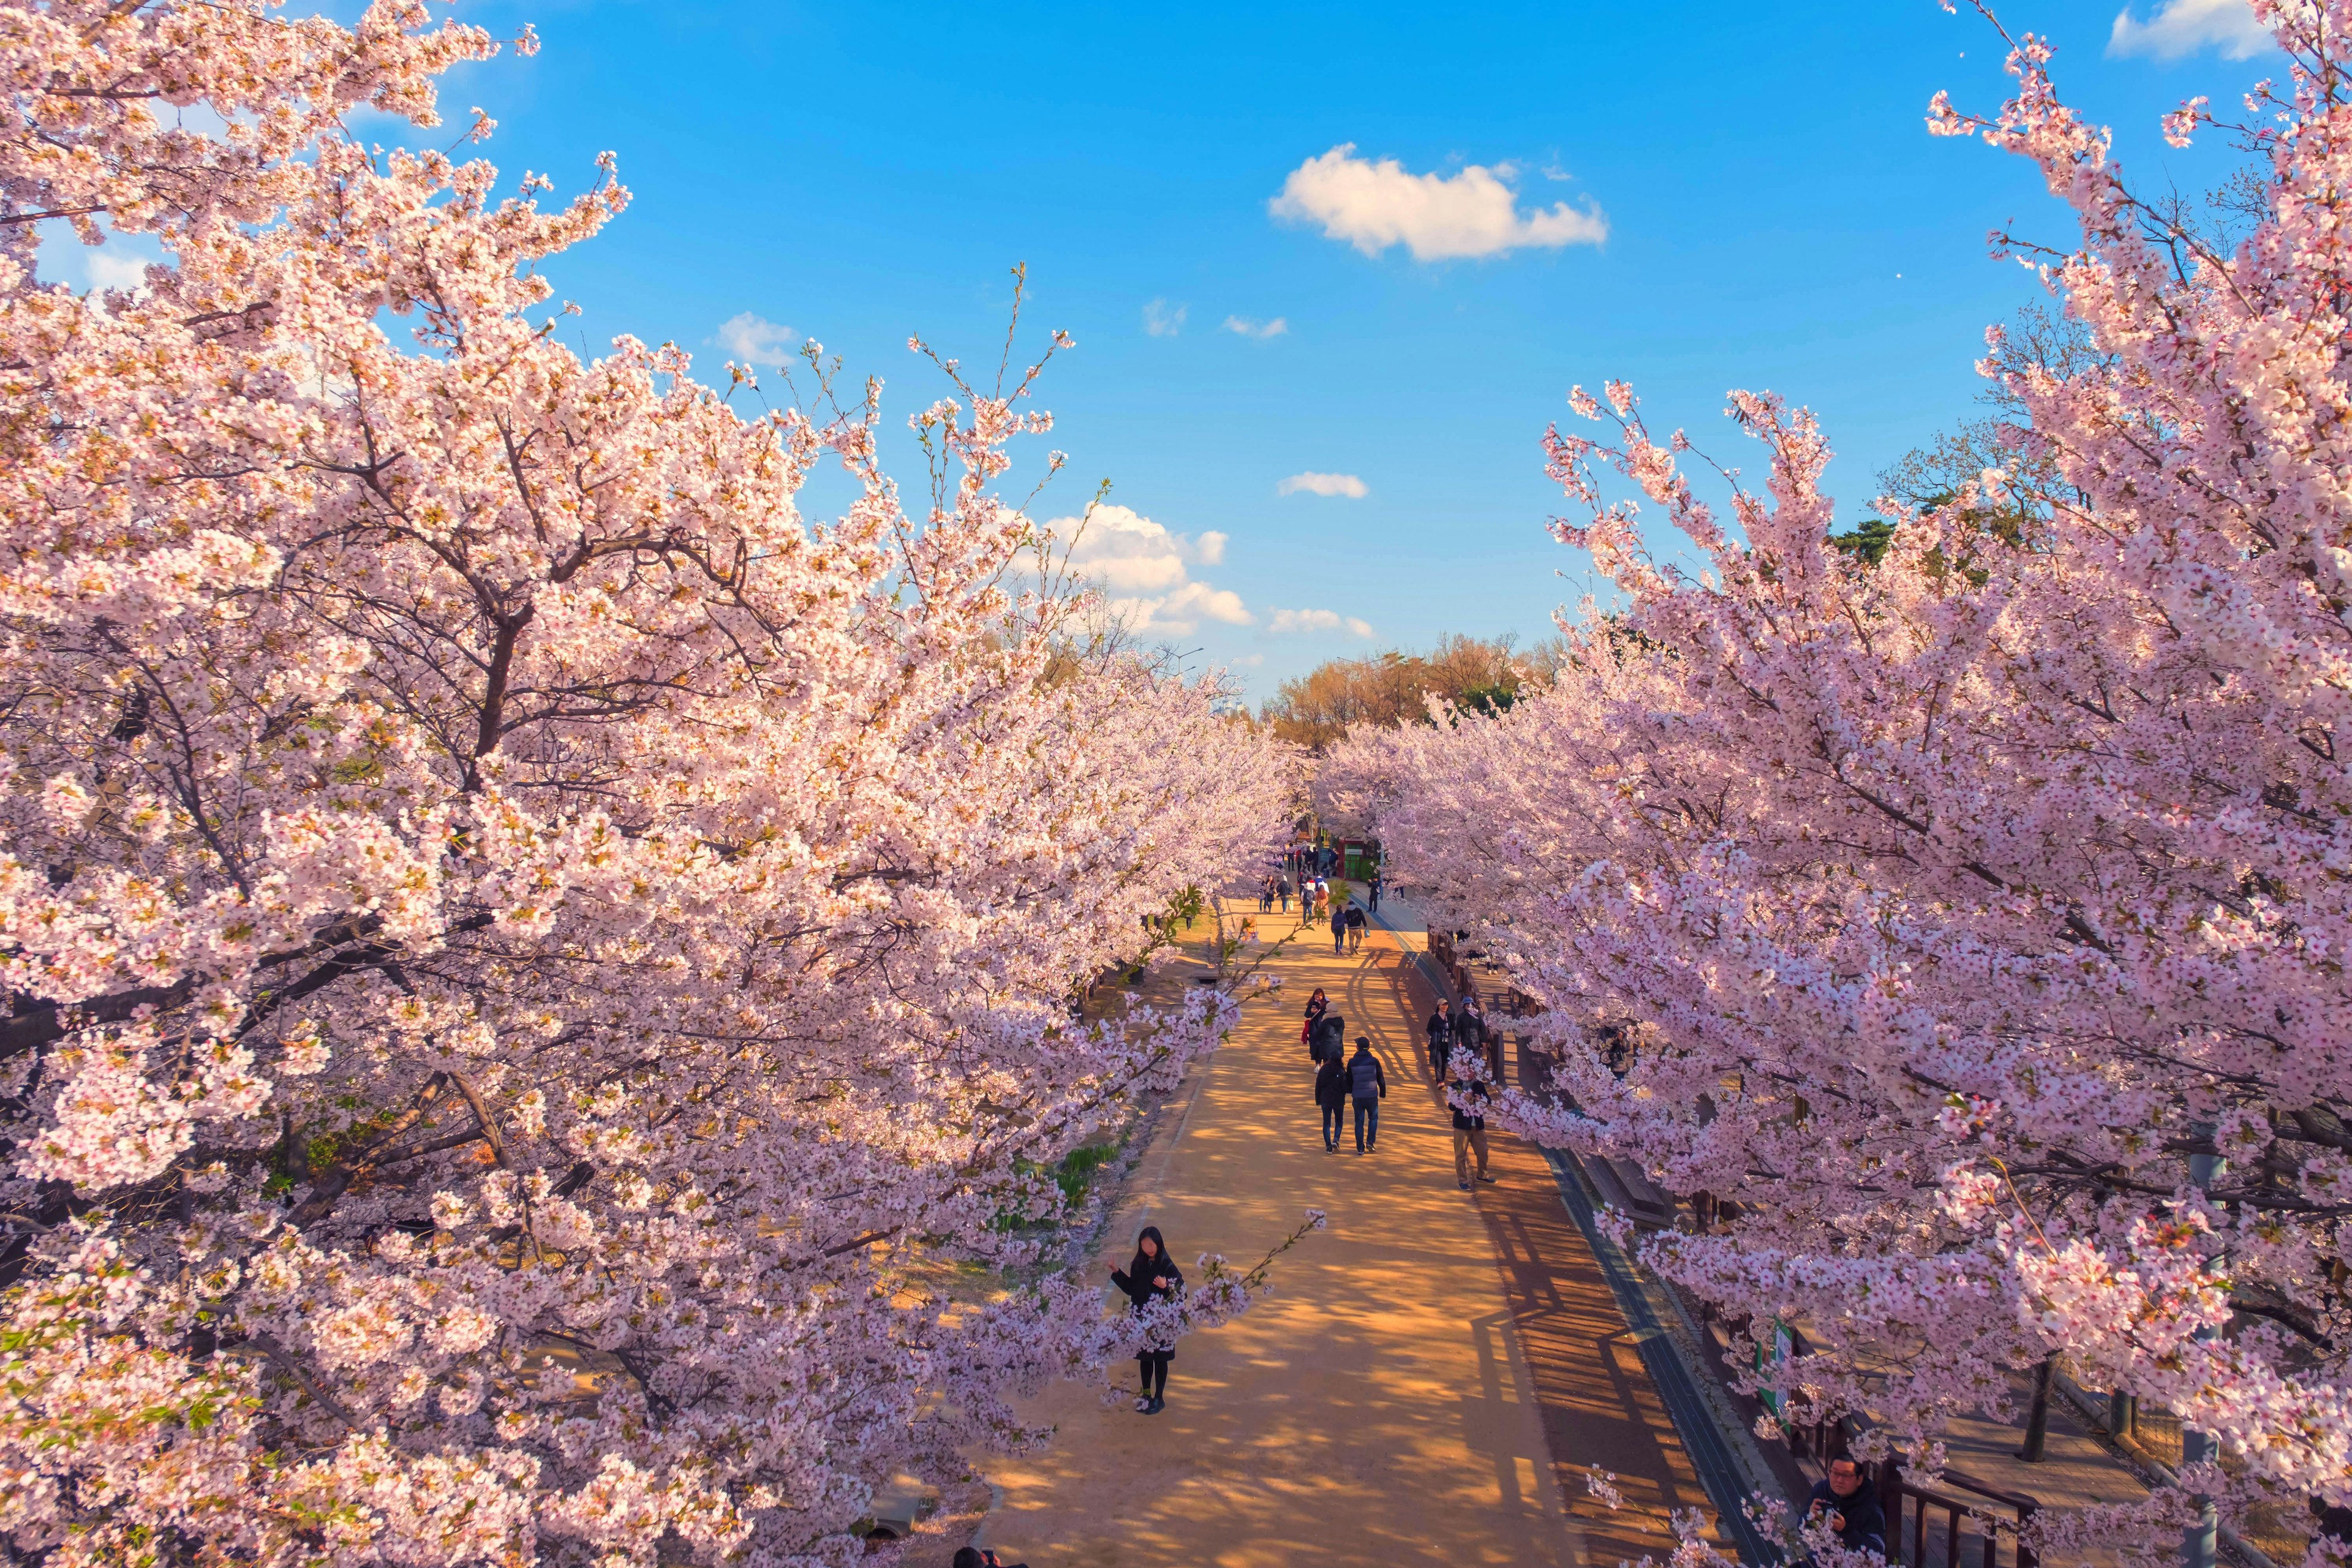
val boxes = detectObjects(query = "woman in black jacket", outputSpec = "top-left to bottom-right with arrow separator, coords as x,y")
1301,988 -> 1329,1050
1109,1225 -> 1184,1414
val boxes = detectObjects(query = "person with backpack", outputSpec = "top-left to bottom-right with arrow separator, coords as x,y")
1447,1067 -> 1496,1190
1346,1037 -> 1387,1153
1329,900 -> 1347,955
1109,1224 -> 1184,1414
1308,1009 -> 1343,1065
1344,902 -> 1366,954
1314,1042 -> 1350,1152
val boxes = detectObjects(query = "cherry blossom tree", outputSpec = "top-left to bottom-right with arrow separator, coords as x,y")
1326,4 -> 2352,1560
0,4 -> 1291,1564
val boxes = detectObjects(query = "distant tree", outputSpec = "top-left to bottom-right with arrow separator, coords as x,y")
1261,634 -> 1528,748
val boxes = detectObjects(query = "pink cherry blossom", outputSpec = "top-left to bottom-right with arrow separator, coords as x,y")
1322,5 -> 2352,1559
0,4 -> 1293,1562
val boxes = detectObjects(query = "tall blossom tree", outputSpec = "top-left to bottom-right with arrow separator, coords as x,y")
0,3 -> 1294,1564
1326,4 -> 2352,1561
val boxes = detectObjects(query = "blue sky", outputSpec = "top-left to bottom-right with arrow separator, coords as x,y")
48,0 -> 2283,698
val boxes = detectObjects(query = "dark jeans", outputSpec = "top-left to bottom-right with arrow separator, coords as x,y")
1321,1103 -> 1345,1147
1353,1096 -> 1379,1149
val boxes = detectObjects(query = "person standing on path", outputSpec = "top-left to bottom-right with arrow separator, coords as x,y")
1329,900 -> 1347,955
1426,999 -> 1455,1080
1347,1037 -> 1387,1153
1259,874 -> 1273,913
1447,1068 -> 1496,1191
1368,872 -> 1382,912
1314,1044 -> 1350,1152
1804,1458 -> 1888,1557
1454,995 -> 1487,1077
1109,1225 -> 1184,1414
1302,987 -> 1329,1052
1276,876 -> 1291,914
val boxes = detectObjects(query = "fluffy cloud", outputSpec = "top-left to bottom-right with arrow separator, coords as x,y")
1270,143 -> 1608,261
1278,472 -> 1369,499
1223,315 -> 1289,339
1143,298 -> 1188,337
1047,503 -> 1248,634
85,249 -> 153,293
715,312 -> 795,368
2109,0 -> 2272,59
1269,608 -> 1374,638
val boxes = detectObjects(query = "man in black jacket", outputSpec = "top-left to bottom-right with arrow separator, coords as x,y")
1425,1000 -> 1454,1079
1804,1458 -> 1887,1558
1346,1038 -> 1386,1153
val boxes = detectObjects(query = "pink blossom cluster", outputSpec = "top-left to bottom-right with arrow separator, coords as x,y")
1322,6 -> 2352,1561
0,4 -> 1292,1564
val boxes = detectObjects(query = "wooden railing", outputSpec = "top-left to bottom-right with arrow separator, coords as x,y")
1875,1461 -> 2039,1568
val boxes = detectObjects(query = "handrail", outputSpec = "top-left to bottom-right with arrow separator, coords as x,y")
1877,1458 -> 2040,1568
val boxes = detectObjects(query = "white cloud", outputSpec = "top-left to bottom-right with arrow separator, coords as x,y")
86,249 -> 153,293
1046,503 -> 1248,634
1270,143 -> 1608,261
1277,471 -> 1369,499
1223,314 -> 1289,339
1143,298 -> 1188,337
2109,0 -> 2273,59
715,311 -> 796,368
1269,608 -> 1374,638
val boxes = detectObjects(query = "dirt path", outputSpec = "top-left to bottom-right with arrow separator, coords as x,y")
979,898 -> 1709,1566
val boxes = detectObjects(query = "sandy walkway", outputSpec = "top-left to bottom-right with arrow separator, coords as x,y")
979,898 -> 1712,1566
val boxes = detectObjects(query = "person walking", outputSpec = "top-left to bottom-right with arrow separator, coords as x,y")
1301,987 -> 1329,1052
1310,1009 -> 1344,1066
1346,1037 -> 1387,1153
1259,874 -> 1274,913
1314,1042 -> 1350,1152
1344,902 -> 1366,954
1425,999 -> 1455,1080
1329,900 -> 1347,956
1447,1068 -> 1495,1190
1276,876 -> 1291,914
1109,1224 -> 1184,1414
1368,871 -> 1382,913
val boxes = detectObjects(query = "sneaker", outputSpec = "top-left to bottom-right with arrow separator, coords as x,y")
1134,1396 -> 1152,1413
1355,1147 -> 1365,1155
1147,1396 -> 1166,1415
1458,1181 -> 1473,1191
1477,1174 -> 1497,1184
